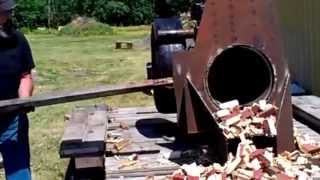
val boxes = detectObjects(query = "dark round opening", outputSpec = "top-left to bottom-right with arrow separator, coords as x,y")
207,45 -> 273,105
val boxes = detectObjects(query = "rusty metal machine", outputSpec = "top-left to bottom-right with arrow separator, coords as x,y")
0,0 -> 296,168
148,0 -> 295,162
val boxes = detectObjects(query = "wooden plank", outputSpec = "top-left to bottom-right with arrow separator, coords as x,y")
106,166 -> 178,179
293,119 -> 320,142
106,141 -> 160,155
110,106 -> 157,115
105,154 -> 180,179
60,142 -> 105,158
108,116 -> 177,130
61,109 -> 88,144
110,113 -> 176,121
75,157 -> 104,169
60,105 -> 108,158
0,78 -> 173,113
292,96 -> 320,133
107,124 -> 178,144
83,110 -> 108,142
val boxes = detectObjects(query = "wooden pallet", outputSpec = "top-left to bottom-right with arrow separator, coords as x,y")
61,105 -> 320,180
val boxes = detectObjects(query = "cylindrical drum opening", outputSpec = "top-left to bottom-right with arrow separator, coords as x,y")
207,45 -> 274,105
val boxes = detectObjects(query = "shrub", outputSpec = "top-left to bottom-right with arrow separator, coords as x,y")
58,17 -> 113,36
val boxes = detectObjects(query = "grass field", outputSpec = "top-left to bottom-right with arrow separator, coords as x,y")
1,26 -> 153,179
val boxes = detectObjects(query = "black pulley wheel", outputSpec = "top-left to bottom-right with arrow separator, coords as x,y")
151,18 -> 185,113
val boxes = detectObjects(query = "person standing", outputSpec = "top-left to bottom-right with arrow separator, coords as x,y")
0,0 -> 35,179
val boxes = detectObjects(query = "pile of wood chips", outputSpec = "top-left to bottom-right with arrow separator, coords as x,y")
168,98 -> 320,180
216,100 -> 278,139
169,136 -> 320,180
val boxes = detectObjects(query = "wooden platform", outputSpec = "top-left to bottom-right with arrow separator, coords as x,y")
61,105 -> 320,180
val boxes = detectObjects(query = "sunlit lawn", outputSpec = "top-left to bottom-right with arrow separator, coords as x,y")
1,26 -> 153,179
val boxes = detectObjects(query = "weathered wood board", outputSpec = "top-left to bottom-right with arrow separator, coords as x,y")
60,105 -> 108,158
292,95 -> 320,133
104,106 -> 320,180
60,105 -> 320,179
0,78 -> 173,113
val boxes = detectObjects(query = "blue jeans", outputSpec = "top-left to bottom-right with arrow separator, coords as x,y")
0,113 -> 31,180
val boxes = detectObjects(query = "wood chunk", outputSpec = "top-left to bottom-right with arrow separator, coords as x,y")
240,108 -> 254,120
219,100 -> 239,110
250,158 -> 261,170
265,166 -> 282,175
263,120 -> 271,135
221,112 -> 241,122
258,106 -> 277,118
250,149 -> 265,160
118,160 -> 137,169
288,151 -> 300,161
267,117 -> 277,136
120,122 -> 129,130
225,157 -> 242,174
251,104 -> 261,114
253,169 -> 263,180
172,174 -> 185,180
276,173 -> 295,180
238,169 -> 254,178
232,170 -> 251,180
114,139 -> 130,151
187,175 -> 200,180
216,109 -> 231,118
225,115 -> 241,126
301,144 -> 320,154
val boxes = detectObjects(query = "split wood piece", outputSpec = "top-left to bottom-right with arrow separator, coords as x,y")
114,139 -> 131,152
300,144 -> 320,154
257,106 -> 277,118
219,100 -> 240,110
106,141 -> 160,155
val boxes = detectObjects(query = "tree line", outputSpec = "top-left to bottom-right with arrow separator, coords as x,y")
14,0 -> 192,28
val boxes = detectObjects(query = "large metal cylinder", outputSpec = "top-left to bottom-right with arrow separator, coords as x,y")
206,45 -> 274,105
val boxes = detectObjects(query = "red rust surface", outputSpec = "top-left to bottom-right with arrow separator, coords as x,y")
172,0 -> 294,155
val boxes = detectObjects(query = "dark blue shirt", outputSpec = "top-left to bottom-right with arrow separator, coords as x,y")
0,30 -> 35,143
0,30 -> 35,100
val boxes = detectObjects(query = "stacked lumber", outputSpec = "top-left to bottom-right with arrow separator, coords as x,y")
216,100 -> 278,139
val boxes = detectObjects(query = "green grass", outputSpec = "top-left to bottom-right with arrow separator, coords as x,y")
1,26 -> 153,179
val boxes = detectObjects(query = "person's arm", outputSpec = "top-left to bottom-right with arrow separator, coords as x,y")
19,32 -> 35,98
18,71 -> 34,98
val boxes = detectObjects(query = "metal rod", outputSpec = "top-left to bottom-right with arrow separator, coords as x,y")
157,29 -> 195,39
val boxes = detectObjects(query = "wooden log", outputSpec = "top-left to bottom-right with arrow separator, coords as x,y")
0,78 -> 173,113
